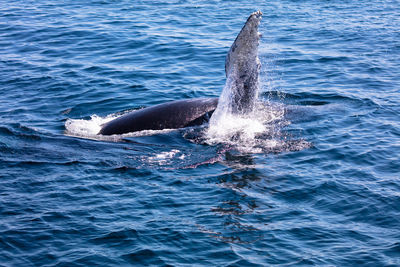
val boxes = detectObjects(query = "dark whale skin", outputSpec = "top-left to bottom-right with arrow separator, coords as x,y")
99,98 -> 218,135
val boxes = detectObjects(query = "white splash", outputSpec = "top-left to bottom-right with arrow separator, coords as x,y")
64,112 -> 175,141
65,114 -> 117,139
206,101 -> 287,153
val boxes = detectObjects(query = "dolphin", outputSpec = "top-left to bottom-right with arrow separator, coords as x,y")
99,11 -> 262,135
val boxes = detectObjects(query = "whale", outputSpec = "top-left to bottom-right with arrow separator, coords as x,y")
99,11 -> 262,135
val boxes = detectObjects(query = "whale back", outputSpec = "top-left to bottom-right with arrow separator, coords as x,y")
99,98 -> 218,135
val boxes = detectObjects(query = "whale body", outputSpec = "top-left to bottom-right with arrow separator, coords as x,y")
99,11 -> 262,135
99,98 -> 218,135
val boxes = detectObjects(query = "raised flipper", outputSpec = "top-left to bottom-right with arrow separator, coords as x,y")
223,11 -> 262,114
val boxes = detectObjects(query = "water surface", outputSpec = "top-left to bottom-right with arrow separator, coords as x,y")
1,0 -> 400,266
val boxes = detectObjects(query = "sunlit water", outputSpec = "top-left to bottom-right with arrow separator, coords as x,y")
1,0 -> 400,266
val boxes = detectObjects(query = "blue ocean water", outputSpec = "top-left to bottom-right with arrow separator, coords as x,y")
1,0 -> 400,265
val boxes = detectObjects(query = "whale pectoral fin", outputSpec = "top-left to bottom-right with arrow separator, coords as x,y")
221,11 -> 262,114
225,10 -> 262,77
